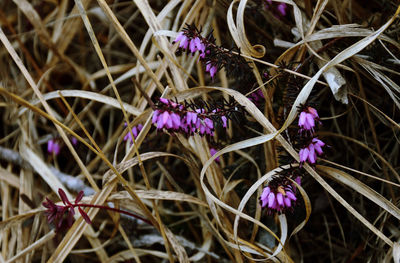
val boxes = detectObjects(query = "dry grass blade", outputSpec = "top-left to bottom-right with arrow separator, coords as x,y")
0,167 -> 20,189
109,190 -> 207,207
6,230 -> 56,263
21,90 -> 141,116
319,166 -> 400,220
0,209 -> 43,232
393,242 -> 400,263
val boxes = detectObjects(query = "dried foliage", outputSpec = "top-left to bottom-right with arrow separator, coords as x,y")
0,0 -> 400,262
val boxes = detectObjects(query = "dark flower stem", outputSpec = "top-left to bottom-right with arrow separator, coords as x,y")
73,203 -> 153,226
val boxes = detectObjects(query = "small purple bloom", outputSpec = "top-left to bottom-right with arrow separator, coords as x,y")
175,32 -> 189,49
249,89 -> 265,105
294,176 -> 301,189
209,147 -> 220,163
152,110 -> 160,124
47,139 -> 61,156
221,116 -> 228,128
205,62 -> 218,78
186,112 -> 198,125
71,137 -> 78,146
260,186 -> 271,207
277,3 -> 287,16
299,148 -> 309,163
204,118 -> 214,130
206,63 -> 212,72
209,65 -> 217,78
194,37 -> 206,53
189,38 -> 197,53
124,124 -> 143,144
159,98 -> 169,104
170,113 -> 181,130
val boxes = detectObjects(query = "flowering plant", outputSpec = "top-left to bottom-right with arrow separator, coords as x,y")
43,188 -> 151,232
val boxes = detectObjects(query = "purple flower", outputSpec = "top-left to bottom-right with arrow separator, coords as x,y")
124,124 -> 144,144
298,106 -> 320,132
312,138 -> 325,155
205,63 -> 218,78
221,116 -> 228,128
260,177 -> 300,213
173,25 -> 251,81
264,0 -> 287,18
277,3 -> 287,16
151,98 -> 231,137
209,147 -> 220,163
152,99 -> 184,132
71,137 -> 78,145
189,37 -> 197,53
175,32 -> 189,49
299,137 -> 326,165
47,139 -> 61,156
185,112 -> 198,125
194,37 -> 206,53
249,89 -> 265,105
175,32 -> 206,56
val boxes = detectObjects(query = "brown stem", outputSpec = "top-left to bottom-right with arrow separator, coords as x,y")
73,203 -> 153,226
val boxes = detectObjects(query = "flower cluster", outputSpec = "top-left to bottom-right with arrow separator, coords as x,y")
298,106 -> 320,133
42,189 -> 91,232
260,175 -> 301,213
152,98 -> 239,137
124,123 -> 143,144
175,32 -> 206,57
297,106 -> 326,166
299,138 -> 325,165
174,24 -> 252,80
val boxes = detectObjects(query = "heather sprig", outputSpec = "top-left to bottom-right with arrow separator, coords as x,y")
152,97 -> 244,137
42,189 -> 91,232
260,172 -> 301,214
43,188 -> 152,232
174,24 -> 252,80
296,106 -> 327,166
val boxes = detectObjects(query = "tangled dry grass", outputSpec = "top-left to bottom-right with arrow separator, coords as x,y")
1,0 -> 400,262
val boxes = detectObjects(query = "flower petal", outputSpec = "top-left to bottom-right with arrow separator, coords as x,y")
276,192 -> 284,206
268,192 -> 276,208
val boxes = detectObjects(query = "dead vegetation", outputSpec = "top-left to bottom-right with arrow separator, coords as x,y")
0,0 -> 400,262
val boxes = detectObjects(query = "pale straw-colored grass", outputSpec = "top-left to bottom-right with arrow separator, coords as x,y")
0,0 -> 400,262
